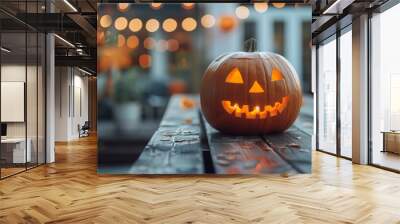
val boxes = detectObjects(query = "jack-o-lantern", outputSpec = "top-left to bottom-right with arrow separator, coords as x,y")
200,40 -> 302,135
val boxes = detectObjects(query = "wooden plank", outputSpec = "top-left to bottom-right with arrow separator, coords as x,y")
201,114 -> 296,174
159,95 -> 200,128
129,95 -> 204,174
262,127 -> 312,173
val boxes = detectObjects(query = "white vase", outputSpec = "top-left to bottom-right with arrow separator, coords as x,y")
114,102 -> 141,132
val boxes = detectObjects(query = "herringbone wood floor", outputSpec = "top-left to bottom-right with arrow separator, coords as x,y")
1,135 -> 400,224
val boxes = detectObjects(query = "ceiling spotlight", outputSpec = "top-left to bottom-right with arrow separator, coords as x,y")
78,67 -> 94,76
1,47 -> 11,53
63,0 -> 78,12
54,34 -> 75,48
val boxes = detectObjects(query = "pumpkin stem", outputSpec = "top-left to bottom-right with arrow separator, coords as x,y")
245,38 -> 257,52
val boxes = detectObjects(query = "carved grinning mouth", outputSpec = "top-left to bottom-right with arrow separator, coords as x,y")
221,96 -> 289,119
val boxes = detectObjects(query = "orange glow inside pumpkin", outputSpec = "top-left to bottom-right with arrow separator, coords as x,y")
225,67 -> 243,84
271,68 -> 283,81
249,81 -> 264,93
221,67 -> 288,119
222,96 -> 289,119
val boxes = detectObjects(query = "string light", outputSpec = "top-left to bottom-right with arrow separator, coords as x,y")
146,19 -> 160,32
182,17 -> 197,32
235,6 -> 249,20
201,14 -> 215,28
127,35 -> 139,49
272,3 -> 286,8
117,3 -> 129,12
129,18 -> 142,32
182,3 -> 195,10
114,17 -> 128,31
254,3 -> 268,13
99,15 -> 112,28
150,3 -> 162,10
162,18 -> 177,33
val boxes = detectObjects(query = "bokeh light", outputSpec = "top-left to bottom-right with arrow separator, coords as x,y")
114,17 -> 128,31
117,3 -> 129,12
162,18 -> 177,33
99,47 -> 132,72
167,39 -> 179,52
182,17 -> 197,32
99,15 -> 112,28
144,37 -> 155,50
150,3 -> 162,10
201,14 -> 215,28
235,6 -> 250,20
254,3 -> 268,13
127,35 -> 139,49
272,3 -> 286,8
117,34 -> 125,47
182,3 -> 195,10
157,39 -> 168,51
146,19 -> 160,32
139,54 -> 152,69
129,18 -> 142,32
97,31 -> 105,44
218,15 -> 237,32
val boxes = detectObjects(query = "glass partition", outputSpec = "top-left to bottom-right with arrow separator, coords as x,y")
0,0 -> 46,179
317,36 -> 337,154
1,30 -> 28,177
27,31 -> 38,169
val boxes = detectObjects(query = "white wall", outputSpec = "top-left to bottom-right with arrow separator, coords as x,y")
55,67 -> 89,141
1,65 -> 36,138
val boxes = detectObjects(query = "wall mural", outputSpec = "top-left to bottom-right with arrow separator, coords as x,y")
97,3 -> 312,175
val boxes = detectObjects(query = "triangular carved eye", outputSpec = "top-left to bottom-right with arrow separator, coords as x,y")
249,81 -> 264,93
225,67 -> 244,84
271,68 -> 283,81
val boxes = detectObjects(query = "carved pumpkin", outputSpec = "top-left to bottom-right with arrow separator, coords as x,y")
200,41 -> 302,135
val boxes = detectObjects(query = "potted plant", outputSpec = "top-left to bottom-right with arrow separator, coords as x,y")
113,70 -> 141,131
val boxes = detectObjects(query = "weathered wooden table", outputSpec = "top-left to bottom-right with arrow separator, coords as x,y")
129,94 -> 311,174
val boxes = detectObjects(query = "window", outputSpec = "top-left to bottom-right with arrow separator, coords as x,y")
339,29 -> 352,158
370,3 -> 400,171
317,36 -> 337,154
